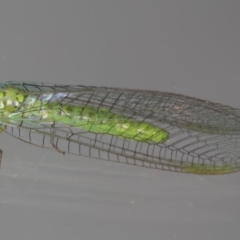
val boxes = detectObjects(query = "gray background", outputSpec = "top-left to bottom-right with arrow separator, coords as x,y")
0,1 -> 240,240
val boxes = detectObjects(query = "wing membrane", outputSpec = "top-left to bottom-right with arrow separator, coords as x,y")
2,82 -> 240,174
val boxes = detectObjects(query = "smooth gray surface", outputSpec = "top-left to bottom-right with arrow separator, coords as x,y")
0,1 -> 240,240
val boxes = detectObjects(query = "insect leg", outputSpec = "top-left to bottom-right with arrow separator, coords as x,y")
49,129 -> 65,155
0,125 -> 6,168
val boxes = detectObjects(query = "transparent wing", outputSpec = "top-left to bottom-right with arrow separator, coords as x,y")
2,82 -> 240,174
6,81 -> 240,134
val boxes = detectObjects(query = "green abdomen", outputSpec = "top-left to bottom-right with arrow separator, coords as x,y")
37,104 -> 169,143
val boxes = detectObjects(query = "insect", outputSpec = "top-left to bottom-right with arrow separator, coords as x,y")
0,81 -> 239,175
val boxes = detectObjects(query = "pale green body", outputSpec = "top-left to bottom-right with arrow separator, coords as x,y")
0,87 -> 168,143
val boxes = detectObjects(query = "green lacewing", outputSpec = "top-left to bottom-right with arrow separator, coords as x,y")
0,82 -> 239,174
